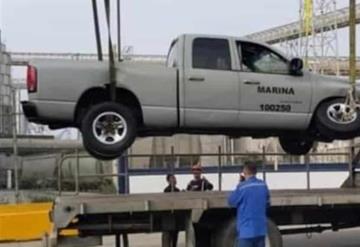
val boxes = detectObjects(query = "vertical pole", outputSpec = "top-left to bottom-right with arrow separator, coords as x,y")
350,0 -> 357,96
320,0 -> 325,75
305,153 -> 310,190
124,151 -> 129,194
334,0 -> 340,77
11,87 -> 19,202
75,149 -> 80,195
115,234 -> 121,247
117,0 -> 122,61
349,146 -> 355,187
6,169 -> 12,189
303,0 -> 313,68
218,146 -> 222,191
230,138 -> 235,165
262,146 -> 266,182
171,146 -> 175,175
122,234 -> 129,247
57,154 -> 63,196
298,0 -> 306,56
118,151 -> 129,194
274,137 -> 279,171
349,0 -> 356,188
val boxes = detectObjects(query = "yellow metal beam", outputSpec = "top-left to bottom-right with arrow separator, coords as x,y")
302,0 -> 313,68
0,203 -> 53,242
0,203 -> 76,242
304,0 -> 313,35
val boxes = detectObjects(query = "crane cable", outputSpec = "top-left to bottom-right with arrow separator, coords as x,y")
91,0 -> 103,61
104,0 -> 117,102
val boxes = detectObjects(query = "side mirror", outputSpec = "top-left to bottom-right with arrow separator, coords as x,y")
289,58 -> 304,76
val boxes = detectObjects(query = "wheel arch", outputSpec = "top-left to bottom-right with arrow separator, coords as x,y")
74,87 -> 144,126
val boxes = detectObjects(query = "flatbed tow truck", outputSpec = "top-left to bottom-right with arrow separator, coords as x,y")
41,148 -> 360,247
48,187 -> 360,247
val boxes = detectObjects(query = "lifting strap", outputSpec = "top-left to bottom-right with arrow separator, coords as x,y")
104,0 -> 117,102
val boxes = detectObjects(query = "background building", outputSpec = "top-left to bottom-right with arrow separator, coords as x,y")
0,30 -> 12,137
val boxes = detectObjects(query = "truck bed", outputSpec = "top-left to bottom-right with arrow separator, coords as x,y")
53,189 -> 360,229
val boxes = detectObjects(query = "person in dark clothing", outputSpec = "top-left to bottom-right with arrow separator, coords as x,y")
228,162 -> 270,247
186,162 -> 213,191
164,174 -> 180,193
162,174 -> 180,247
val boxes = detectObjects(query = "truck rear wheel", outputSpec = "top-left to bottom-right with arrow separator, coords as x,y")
81,102 -> 137,160
316,98 -> 360,139
212,219 -> 282,247
279,137 -> 313,155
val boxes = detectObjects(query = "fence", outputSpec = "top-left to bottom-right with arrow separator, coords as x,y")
55,151 -> 350,196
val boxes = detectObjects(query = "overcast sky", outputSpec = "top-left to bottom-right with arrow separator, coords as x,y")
0,0 -> 358,55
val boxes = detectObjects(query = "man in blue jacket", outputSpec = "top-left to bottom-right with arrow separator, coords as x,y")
228,162 -> 270,247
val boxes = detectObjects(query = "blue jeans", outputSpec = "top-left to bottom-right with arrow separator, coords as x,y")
238,236 -> 265,247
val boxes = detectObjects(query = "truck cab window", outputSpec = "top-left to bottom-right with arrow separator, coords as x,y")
166,40 -> 178,68
239,42 -> 289,75
192,38 -> 231,70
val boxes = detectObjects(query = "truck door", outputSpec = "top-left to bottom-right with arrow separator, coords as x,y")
183,37 -> 239,128
237,41 -> 312,129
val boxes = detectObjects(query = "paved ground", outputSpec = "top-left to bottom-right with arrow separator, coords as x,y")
283,228 -> 360,247
2,229 -> 360,247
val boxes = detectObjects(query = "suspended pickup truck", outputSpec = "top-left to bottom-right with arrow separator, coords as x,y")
22,34 -> 360,160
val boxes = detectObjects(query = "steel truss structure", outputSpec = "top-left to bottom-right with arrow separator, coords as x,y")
246,2 -> 360,45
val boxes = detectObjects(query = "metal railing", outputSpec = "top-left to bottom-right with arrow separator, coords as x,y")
56,150 -> 350,196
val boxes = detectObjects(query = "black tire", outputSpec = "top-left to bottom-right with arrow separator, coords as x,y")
212,218 -> 282,247
81,102 -> 137,160
279,137 -> 314,156
316,98 -> 360,139
83,140 -> 124,161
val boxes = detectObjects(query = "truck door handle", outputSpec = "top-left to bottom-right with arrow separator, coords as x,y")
188,76 -> 205,82
243,80 -> 260,85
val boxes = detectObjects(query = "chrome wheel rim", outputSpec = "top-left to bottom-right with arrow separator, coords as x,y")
326,103 -> 357,125
92,112 -> 127,145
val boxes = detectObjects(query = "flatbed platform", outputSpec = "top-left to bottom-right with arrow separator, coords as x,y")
47,188 -> 360,247
53,188 -> 360,228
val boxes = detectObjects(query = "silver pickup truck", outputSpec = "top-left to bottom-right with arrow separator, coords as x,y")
22,34 -> 359,160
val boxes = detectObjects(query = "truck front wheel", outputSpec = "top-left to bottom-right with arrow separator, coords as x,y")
316,98 -> 360,139
81,102 -> 137,160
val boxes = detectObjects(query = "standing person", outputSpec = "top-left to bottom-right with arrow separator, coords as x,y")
163,174 -> 180,247
164,174 -> 180,193
187,161 -> 213,191
228,162 -> 270,247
